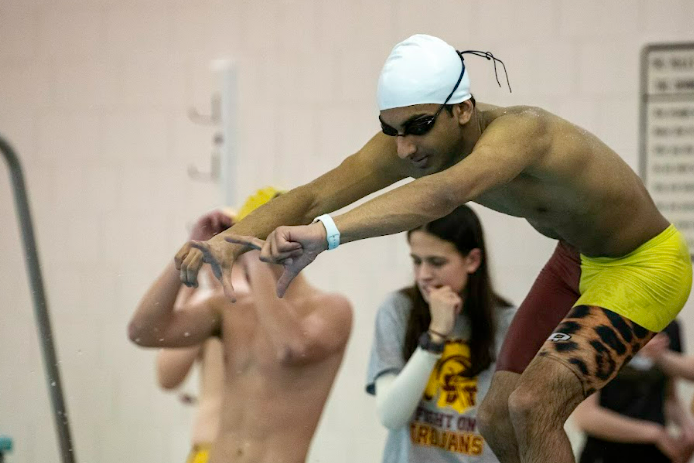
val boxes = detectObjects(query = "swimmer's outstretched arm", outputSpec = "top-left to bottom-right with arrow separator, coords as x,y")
232,114 -> 544,296
333,115 -> 543,243
175,133 -> 408,299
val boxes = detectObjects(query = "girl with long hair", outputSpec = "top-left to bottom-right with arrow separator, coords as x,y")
366,205 -> 516,463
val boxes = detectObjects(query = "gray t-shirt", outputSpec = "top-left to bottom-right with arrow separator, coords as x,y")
366,292 -> 517,463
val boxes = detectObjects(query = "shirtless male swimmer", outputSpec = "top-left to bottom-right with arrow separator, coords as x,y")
130,188 -> 352,463
174,35 -> 692,463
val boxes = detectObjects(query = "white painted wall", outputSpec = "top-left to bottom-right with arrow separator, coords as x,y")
1,0 -> 693,462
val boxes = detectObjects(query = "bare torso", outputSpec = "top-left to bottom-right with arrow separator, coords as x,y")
467,104 -> 668,257
207,291 -> 349,463
191,338 -> 224,445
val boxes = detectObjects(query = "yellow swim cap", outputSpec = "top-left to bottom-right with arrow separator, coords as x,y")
237,186 -> 285,220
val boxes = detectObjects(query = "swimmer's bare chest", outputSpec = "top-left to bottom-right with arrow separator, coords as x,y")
473,171 -> 668,257
458,104 -> 669,256
474,173 -> 581,240
464,106 -> 583,239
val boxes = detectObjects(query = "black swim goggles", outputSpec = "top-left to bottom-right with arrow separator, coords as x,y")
379,50 -> 511,138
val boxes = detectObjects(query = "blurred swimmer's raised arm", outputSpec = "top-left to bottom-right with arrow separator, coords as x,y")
128,262 -> 222,348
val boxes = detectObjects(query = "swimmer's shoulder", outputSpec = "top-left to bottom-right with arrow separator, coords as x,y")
307,291 -> 354,337
480,103 -> 554,129
314,291 -> 353,318
476,104 -> 552,154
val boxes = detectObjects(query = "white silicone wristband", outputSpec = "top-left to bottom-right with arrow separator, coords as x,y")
313,214 -> 341,250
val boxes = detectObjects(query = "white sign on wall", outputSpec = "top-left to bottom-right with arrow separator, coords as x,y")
641,43 -> 694,259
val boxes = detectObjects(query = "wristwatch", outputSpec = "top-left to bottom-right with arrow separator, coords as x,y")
419,331 -> 445,354
313,214 -> 341,250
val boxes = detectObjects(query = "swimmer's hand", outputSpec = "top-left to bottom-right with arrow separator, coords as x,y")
174,210 -> 239,299
174,238 -> 238,300
226,223 -> 326,297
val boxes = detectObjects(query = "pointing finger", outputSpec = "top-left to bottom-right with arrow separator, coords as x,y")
225,235 -> 265,250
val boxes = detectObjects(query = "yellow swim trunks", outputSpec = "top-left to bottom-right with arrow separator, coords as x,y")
186,444 -> 211,463
576,224 -> 692,332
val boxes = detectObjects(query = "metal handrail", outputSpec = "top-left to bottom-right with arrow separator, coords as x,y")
0,134 -> 77,463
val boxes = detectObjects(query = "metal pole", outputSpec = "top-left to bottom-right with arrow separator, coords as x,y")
0,134 -> 77,463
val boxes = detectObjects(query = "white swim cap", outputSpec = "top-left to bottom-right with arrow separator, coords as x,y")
377,34 -> 471,111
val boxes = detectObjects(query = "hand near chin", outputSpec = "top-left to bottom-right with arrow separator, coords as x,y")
225,223 -> 328,297
428,286 -> 462,337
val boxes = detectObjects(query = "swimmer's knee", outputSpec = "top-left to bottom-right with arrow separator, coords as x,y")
477,397 -> 509,439
478,397 -> 509,440
508,358 -> 585,429
507,385 -> 539,425
478,372 -> 519,438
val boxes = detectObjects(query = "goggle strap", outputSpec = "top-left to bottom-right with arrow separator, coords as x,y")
458,50 -> 512,93
443,54 -> 467,105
